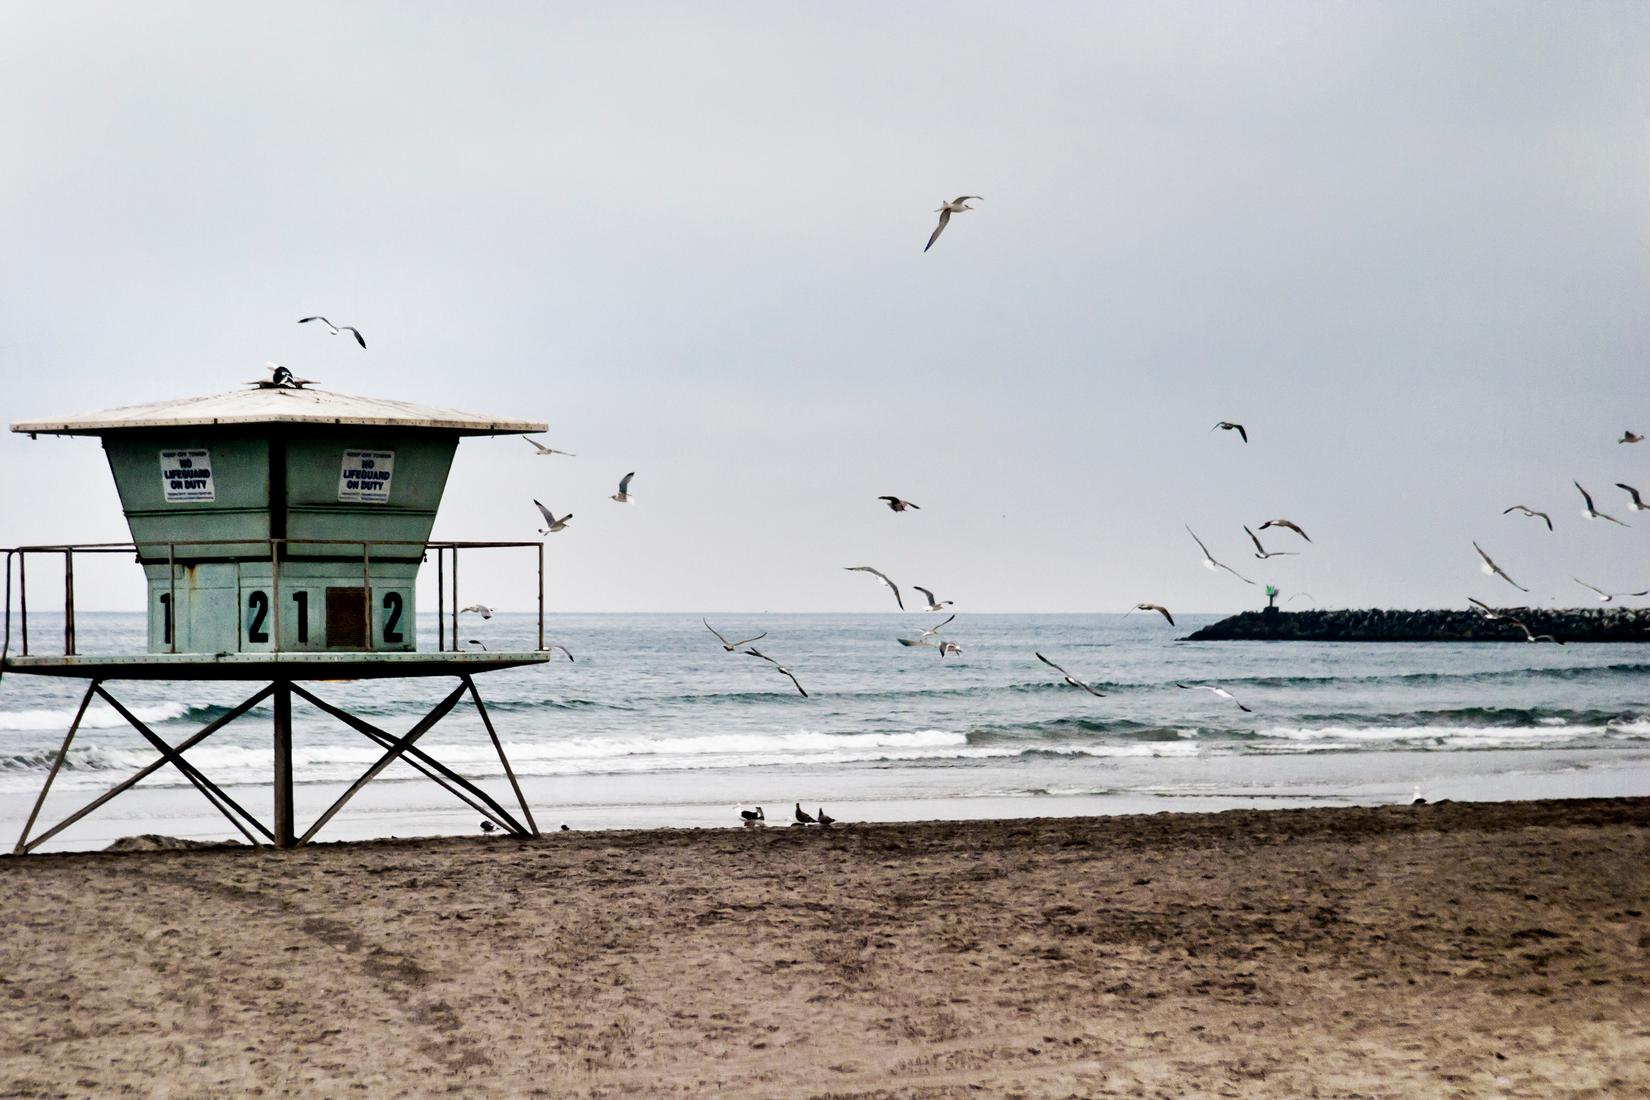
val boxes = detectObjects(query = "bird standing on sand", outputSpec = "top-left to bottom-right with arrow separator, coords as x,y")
1572,577 -> 1649,604
795,804 -> 816,825
460,604 -> 493,619
612,472 -> 636,503
1244,526 -> 1299,560
1575,481 -> 1628,526
817,807 -> 835,827
744,648 -> 808,697
740,806 -> 765,826
1258,519 -> 1311,543
1503,505 -> 1554,531
1177,682 -> 1253,713
1132,603 -> 1175,625
1035,652 -> 1105,697
913,586 -> 952,612
533,500 -> 571,534
297,316 -> 366,348
1211,421 -> 1248,443
1616,484 -> 1648,512
846,566 -> 904,610
479,820 -> 496,833
705,620 -> 768,652
878,495 -> 920,512
523,436 -> 576,456
924,196 -> 981,252
1186,525 -> 1256,585
1473,541 -> 1528,592
1620,430 -> 1643,444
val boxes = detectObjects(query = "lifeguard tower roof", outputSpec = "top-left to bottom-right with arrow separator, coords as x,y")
10,385 -> 546,437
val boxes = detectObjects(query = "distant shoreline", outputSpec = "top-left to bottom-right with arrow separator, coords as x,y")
1184,606 -> 1650,643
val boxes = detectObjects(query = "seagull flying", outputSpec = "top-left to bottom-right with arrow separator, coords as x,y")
1035,652 -> 1105,697
1244,525 -> 1299,560
1257,519 -> 1311,543
1473,541 -> 1528,592
845,566 -> 904,610
1575,481 -> 1628,526
924,196 -> 981,252
297,316 -> 366,348
1620,430 -> 1643,444
1211,421 -> 1248,443
1502,505 -> 1553,531
705,619 -> 768,652
743,647 -> 809,697
460,604 -> 493,619
523,436 -> 576,457
1131,603 -> 1175,626
878,495 -> 920,512
466,639 -> 487,651
1572,577 -> 1649,604
918,614 -> 956,640
1506,617 -> 1563,644
540,644 -> 575,661
1467,597 -> 1505,620
1176,682 -> 1253,713
1186,525 -> 1256,585
913,585 -> 952,612
1616,483 -> 1648,512
938,640 -> 964,658
612,471 -> 635,503
533,500 -> 571,534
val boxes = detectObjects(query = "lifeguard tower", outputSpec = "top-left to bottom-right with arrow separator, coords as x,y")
3,373 -> 552,851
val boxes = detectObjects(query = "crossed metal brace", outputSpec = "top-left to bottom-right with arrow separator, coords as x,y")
13,675 -> 538,854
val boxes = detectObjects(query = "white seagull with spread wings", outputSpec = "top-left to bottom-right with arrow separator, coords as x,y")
1473,541 -> 1528,592
1186,525 -> 1256,585
846,566 -> 904,610
924,196 -> 981,252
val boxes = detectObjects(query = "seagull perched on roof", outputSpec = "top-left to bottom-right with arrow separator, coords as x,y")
252,362 -> 314,389
744,648 -> 808,697
1572,577 -> 1649,604
878,495 -> 920,512
1616,484 -> 1648,512
1575,481 -> 1628,526
533,500 -> 571,534
846,566 -> 904,610
1211,421 -> 1248,443
1257,519 -> 1311,543
1244,526 -> 1299,560
1131,603 -> 1175,625
1502,505 -> 1553,531
924,196 -> 981,252
1620,430 -> 1643,444
523,436 -> 576,457
1186,525 -> 1256,585
1473,541 -> 1528,592
1035,652 -> 1105,697
1176,682 -> 1253,713
705,619 -> 767,652
297,316 -> 366,348
460,604 -> 493,620
612,472 -> 636,503
913,586 -> 952,612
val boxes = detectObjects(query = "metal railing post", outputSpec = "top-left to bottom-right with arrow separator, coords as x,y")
537,542 -> 545,651
63,550 -> 75,656
270,539 -> 281,654
436,545 -> 445,651
19,551 -> 28,657
167,544 -> 177,654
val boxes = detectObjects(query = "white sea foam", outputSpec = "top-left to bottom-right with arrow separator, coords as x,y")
0,701 -> 194,732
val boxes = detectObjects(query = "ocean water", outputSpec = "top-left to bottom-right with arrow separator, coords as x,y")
2,612 -> 1648,851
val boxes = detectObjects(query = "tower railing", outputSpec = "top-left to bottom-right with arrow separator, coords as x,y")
1,538 -> 546,663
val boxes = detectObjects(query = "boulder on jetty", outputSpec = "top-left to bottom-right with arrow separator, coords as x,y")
1183,606 -> 1650,643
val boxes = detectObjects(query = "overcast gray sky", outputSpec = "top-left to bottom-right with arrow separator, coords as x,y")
3,1 -> 1647,614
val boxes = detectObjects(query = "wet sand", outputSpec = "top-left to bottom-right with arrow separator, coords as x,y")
2,798 -> 1647,1098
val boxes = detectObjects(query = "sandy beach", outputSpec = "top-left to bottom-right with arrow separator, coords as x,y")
2,798 -> 1647,1098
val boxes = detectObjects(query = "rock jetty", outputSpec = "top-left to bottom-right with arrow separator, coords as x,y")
1183,607 -> 1650,643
